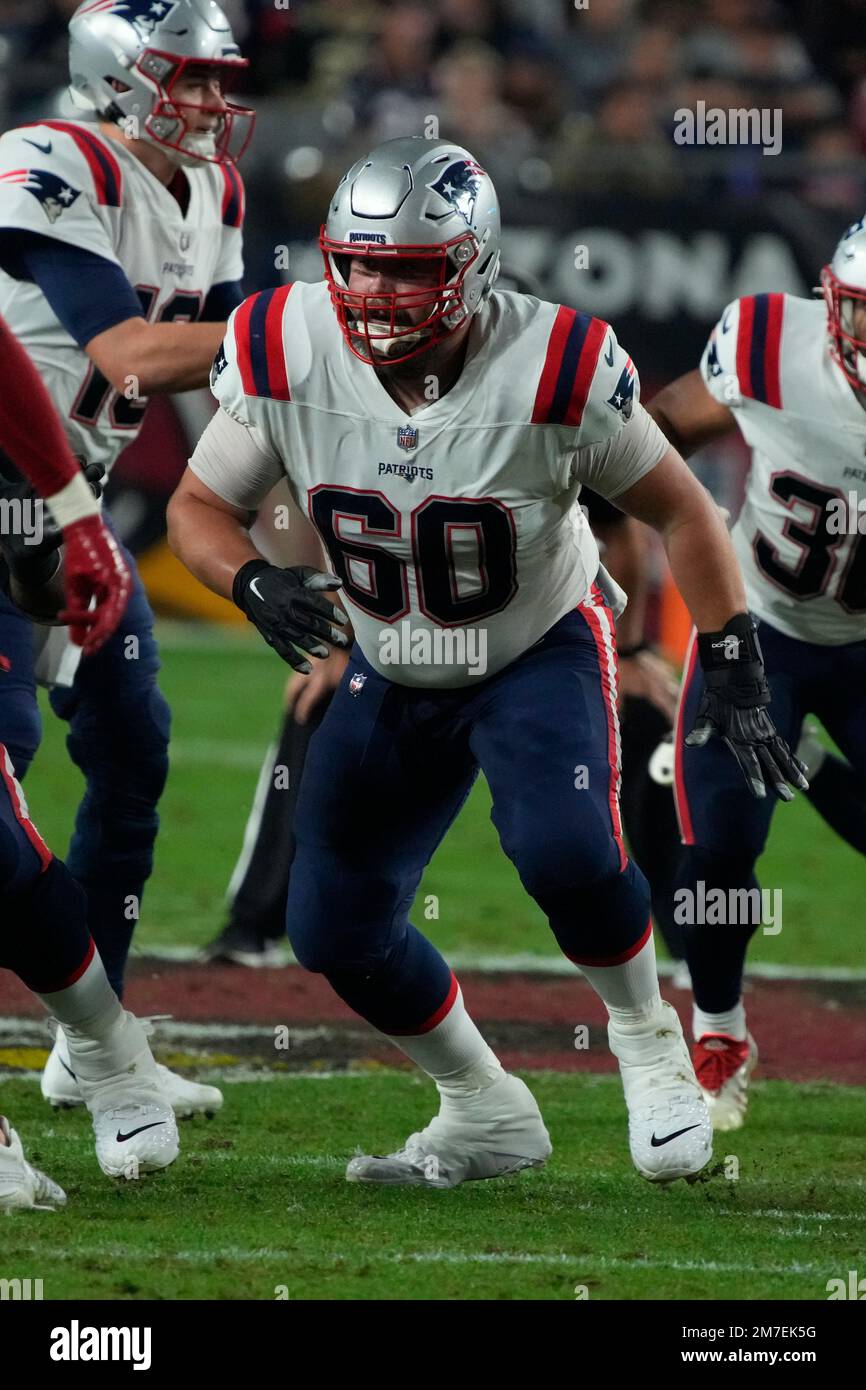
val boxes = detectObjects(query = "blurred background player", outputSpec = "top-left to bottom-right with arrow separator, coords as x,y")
0,314 -> 178,1209
0,0 -> 256,1117
648,218 -> 866,1131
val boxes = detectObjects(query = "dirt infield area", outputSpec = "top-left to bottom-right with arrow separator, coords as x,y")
1,959 -> 863,1083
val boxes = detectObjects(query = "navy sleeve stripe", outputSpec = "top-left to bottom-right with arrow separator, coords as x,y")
0,232 -> 142,345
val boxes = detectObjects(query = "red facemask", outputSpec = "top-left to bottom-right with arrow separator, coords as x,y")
320,230 -> 478,364
821,263 -> 866,392
136,53 -> 255,166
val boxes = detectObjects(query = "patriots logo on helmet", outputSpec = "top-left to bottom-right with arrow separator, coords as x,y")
77,0 -> 179,41
430,159 -> 486,228
0,169 -> 80,224
606,358 -> 636,419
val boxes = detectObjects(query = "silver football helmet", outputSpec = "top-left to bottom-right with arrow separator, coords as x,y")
68,0 -> 254,168
821,218 -> 866,394
320,136 -> 501,365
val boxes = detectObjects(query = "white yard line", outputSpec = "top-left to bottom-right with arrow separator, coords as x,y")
125,944 -> 866,982
3,1244 -> 842,1278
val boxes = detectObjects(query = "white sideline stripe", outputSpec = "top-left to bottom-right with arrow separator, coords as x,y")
0,1018 -> 361,1044
4,1245 -> 843,1277
127,945 -> 866,982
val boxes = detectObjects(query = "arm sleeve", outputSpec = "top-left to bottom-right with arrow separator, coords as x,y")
188,405 -> 284,511
571,401 -> 669,501
0,232 -> 142,345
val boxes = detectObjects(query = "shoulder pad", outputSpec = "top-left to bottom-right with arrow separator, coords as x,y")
4,121 -> 123,207
702,294 -> 785,409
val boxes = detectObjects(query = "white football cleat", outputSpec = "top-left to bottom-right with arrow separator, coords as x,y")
346,1073 -> 551,1188
0,1116 -> 66,1211
62,1011 -> 179,1179
42,1020 -> 222,1119
609,1000 -> 713,1183
693,1032 -> 758,1132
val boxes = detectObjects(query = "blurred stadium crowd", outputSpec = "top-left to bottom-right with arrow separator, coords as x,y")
0,1 -> 864,548
2,1 -> 866,233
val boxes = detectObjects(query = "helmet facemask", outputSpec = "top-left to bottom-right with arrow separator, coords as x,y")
110,52 -> 253,167
821,264 -> 866,396
320,231 -> 480,365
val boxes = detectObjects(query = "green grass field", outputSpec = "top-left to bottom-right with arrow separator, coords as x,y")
3,1074 -> 864,1301
23,627 -> 866,967
3,627 -> 863,1302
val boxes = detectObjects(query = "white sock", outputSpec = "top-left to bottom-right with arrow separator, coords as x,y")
579,932 -> 663,1025
37,951 -> 122,1039
386,985 -> 504,1103
693,1002 -> 747,1042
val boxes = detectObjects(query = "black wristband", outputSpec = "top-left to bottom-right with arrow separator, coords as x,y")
696,613 -> 762,672
2,542 -> 62,588
231,558 -> 271,612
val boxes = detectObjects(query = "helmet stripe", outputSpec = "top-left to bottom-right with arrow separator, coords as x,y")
26,122 -> 122,206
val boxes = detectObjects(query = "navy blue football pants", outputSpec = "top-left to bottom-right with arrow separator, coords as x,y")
0,530 -> 170,997
675,619 -> 866,1012
286,602 -> 651,1034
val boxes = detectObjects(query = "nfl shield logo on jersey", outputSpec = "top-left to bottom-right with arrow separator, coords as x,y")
397,426 -> 418,451
349,673 -> 367,696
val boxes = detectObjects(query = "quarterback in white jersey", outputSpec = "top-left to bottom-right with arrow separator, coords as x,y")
649,218 -> 866,1134
170,137 -> 804,1192
0,0 -> 254,1119
0,114 -> 244,474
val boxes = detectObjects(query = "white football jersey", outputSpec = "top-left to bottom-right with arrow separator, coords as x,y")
0,118 -> 244,473
701,293 -> 866,645
201,279 -> 668,687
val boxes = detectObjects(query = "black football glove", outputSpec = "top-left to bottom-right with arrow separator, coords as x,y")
686,613 -> 809,801
0,458 -> 105,585
232,559 -> 350,672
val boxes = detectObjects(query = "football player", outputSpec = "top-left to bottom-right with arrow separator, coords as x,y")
168,137 -> 805,1188
648,219 -> 866,1130
0,315 -> 178,1207
0,0 -> 255,1117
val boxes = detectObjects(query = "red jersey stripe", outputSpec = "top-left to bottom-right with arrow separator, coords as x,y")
531,305 -> 576,423
562,314 -> 608,427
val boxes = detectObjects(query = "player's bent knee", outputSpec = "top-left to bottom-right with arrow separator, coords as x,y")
0,822 -> 43,896
65,686 -> 171,805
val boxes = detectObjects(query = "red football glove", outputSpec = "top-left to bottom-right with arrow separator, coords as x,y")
58,515 -> 132,656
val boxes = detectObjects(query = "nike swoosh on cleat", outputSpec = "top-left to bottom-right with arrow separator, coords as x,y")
22,138 -> 52,155
650,1124 -> 701,1147
115,1122 -> 167,1143
604,338 -> 615,366
59,1056 -> 77,1082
